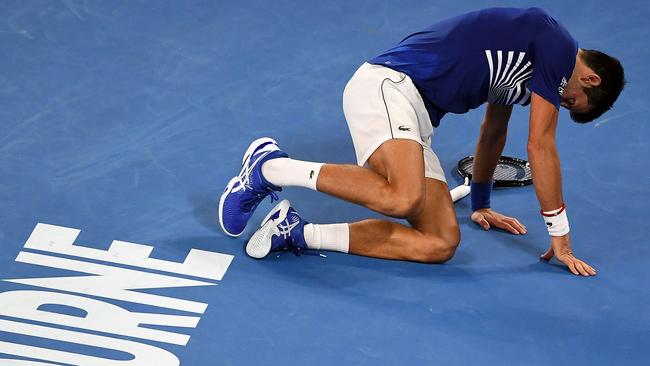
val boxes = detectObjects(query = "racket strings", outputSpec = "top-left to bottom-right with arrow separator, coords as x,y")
492,164 -> 531,180
458,156 -> 532,186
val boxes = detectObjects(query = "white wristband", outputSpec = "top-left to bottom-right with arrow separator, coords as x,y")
541,205 -> 570,237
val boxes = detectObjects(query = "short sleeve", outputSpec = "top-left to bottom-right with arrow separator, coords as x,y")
527,26 -> 578,109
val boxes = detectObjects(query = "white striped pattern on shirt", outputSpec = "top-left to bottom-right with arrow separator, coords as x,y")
485,50 -> 533,105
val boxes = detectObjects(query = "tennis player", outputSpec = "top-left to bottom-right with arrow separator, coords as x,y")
219,7 -> 625,276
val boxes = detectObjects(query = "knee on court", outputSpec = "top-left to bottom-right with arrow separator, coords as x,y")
415,231 -> 460,264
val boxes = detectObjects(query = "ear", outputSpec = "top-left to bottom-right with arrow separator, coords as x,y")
581,73 -> 602,87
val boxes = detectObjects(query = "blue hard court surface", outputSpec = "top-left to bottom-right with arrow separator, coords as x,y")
0,0 -> 649,365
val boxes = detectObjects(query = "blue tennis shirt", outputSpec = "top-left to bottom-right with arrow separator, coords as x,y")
369,7 -> 578,127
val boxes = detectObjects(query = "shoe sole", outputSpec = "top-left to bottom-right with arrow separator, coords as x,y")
218,137 -> 279,237
246,200 -> 291,259
246,221 -> 275,258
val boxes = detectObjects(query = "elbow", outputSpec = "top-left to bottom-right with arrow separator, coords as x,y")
526,141 -> 540,156
527,137 -> 555,156
527,141 -> 559,166
527,142 -> 545,160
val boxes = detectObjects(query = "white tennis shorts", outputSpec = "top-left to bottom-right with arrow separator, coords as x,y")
342,62 -> 446,183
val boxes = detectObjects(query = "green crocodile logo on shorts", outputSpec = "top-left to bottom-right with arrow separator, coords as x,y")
309,170 -> 315,179
398,125 -> 411,131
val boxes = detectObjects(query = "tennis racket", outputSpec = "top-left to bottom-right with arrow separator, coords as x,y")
449,155 -> 533,203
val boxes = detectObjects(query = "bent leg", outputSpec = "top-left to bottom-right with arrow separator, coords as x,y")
349,178 -> 460,263
261,138 -> 460,262
345,138 -> 459,262
315,139 -> 427,218
320,138 -> 460,263
261,139 -> 427,218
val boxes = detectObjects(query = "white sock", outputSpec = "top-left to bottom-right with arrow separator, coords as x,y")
303,223 -> 350,253
261,158 -> 324,191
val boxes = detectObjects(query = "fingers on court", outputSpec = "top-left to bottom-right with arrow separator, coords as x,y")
511,218 -> 527,234
564,258 -> 597,277
578,260 -> 597,276
564,259 -> 579,276
495,217 -> 523,235
499,221 -> 520,235
588,264 -> 597,274
544,253 -> 597,277
502,217 -> 526,234
573,261 -> 591,276
480,218 -> 490,230
471,212 -> 490,230
540,248 -> 554,261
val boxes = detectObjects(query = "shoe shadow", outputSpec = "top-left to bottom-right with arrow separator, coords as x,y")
188,189 -> 222,234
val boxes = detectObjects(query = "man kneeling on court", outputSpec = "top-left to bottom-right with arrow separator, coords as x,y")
218,7 -> 625,276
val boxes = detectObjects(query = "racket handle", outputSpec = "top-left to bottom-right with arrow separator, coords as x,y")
450,177 -> 471,203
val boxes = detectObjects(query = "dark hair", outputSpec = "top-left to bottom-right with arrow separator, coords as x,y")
570,49 -> 626,123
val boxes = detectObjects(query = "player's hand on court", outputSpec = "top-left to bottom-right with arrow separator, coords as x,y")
540,235 -> 597,276
471,208 -> 527,235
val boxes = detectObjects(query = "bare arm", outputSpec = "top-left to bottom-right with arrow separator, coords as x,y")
473,103 -> 512,182
527,93 -> 564,210
528,92 -> 596,276
470,104 -> 527,234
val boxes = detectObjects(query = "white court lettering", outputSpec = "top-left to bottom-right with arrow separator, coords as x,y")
0,223 -> 232,365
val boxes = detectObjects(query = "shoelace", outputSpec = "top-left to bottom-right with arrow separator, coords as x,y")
236,152 -> 279,212
273,218 -> 325,257
240,187 -> 278,212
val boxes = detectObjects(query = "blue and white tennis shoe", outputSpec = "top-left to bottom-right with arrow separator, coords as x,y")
219,137 -> 288,237
246,200 -> 309,259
